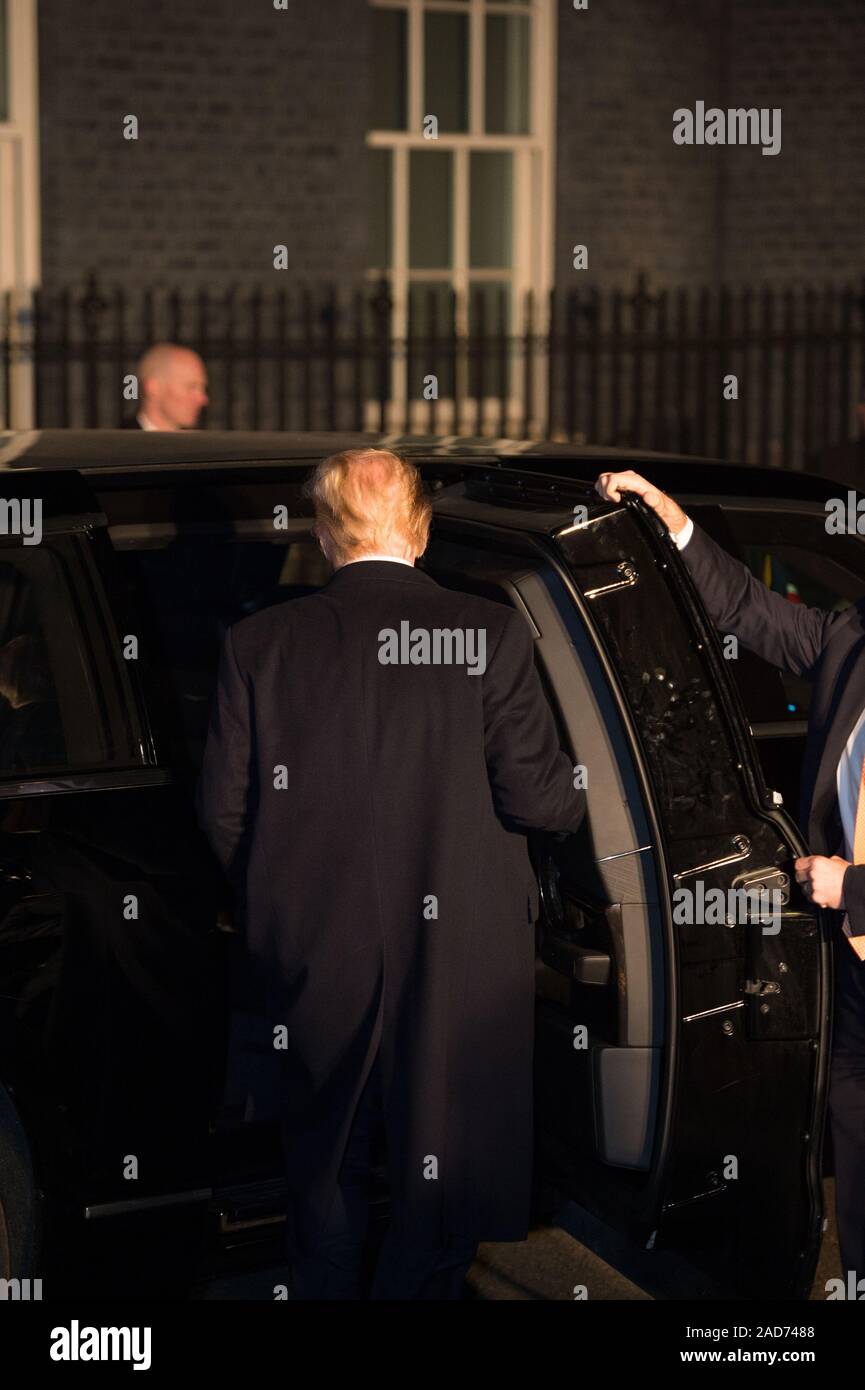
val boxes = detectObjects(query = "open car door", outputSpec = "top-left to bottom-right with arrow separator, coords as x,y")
424,472 -> 830,1299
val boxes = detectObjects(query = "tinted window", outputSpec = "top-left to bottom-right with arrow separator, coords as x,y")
0,537 -> 143,778
688,506 -> 865,723
114,527 -> 328,769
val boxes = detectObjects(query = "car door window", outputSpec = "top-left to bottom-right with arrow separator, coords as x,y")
112,525 -> 328,769
0,537 -> 143,779
687,506 -> 865,725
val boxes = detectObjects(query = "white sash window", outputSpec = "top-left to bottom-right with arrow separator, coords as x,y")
368,0 -> 556,435
0,0 -> 40,428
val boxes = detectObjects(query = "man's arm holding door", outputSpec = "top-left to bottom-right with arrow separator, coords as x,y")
593,469 -> 856,923
594,469 -> 841,677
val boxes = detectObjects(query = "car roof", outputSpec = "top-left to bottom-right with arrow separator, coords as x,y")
0,428 -> 845,504
0,428 -> 729,469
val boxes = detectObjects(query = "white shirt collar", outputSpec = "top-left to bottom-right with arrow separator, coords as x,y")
137,410 -> 158,431
340,554 -> 415,568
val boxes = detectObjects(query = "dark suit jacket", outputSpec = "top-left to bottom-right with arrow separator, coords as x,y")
679,521 -> 865,936
195,559 -> 585,1242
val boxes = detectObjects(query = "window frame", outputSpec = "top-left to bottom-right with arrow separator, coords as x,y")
368,0 -> 557,434
0,0 -> 41,429
0,528 -> 151,790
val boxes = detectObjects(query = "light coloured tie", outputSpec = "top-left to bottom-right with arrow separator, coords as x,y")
848,752 -> 865,960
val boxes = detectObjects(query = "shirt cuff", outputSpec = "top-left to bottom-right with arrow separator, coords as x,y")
672,516 -> 694,549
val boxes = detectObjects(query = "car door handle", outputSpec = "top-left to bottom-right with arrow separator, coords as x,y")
575,560 -> 640,599
539,934 -> 612,986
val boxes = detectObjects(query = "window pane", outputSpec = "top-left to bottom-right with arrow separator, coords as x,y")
0,542 -> 142,777
371,7 -> 407,130
117,533 -> 328,769
485,14 -> 530,135
368,148 -> 391,269
470,152 -> 513,269
408,281 -> 455,399
0,0 -> 8,123
409,150 -> 452,269
424,11 -> 468,134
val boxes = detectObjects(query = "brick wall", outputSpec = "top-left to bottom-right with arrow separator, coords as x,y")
554,0 -> 865,291
37,0 -> 371,292
554,0 -> 725,292
32,0 -> 864,444
721,0 -> 865,286
38,0 -> 865,297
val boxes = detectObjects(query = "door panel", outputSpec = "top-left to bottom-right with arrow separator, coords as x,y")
552,496 -> 829,1298
429,486 -> 829,1299
425,526 -> 668,1200
0,470 -> 226,1293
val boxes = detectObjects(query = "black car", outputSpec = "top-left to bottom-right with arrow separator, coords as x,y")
0,429 -> 855,1300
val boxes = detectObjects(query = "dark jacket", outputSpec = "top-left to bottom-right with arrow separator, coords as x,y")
679,521 -> 865,935
196,559 -> 585,1243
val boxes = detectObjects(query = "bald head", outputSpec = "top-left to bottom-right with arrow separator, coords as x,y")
136,342 -> 209,430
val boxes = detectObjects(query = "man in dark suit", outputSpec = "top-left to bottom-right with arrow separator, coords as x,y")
196,448 -> 586,1299
595,467 -> 865,1288
121,342 -> 209,429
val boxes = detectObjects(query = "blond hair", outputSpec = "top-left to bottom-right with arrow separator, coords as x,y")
304,448 -> 432,564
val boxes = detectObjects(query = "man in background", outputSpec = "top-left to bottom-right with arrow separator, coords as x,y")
123,342 -> 209,430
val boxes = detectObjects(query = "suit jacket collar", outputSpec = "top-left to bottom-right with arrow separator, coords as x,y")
324,559 -> 439,590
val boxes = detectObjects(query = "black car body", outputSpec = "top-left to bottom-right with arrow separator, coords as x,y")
0,429 -> 854,1299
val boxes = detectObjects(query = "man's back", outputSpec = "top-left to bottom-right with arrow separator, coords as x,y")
197,556 -> 583,1246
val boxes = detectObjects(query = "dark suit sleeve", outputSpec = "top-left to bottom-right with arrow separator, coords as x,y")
482,609 -> 586,834
679,522 -> 842,678
195,624 -> 254,883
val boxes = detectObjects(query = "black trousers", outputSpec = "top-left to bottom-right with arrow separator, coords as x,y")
286,1047 -> 478,1300
829,938 -> 865,1281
